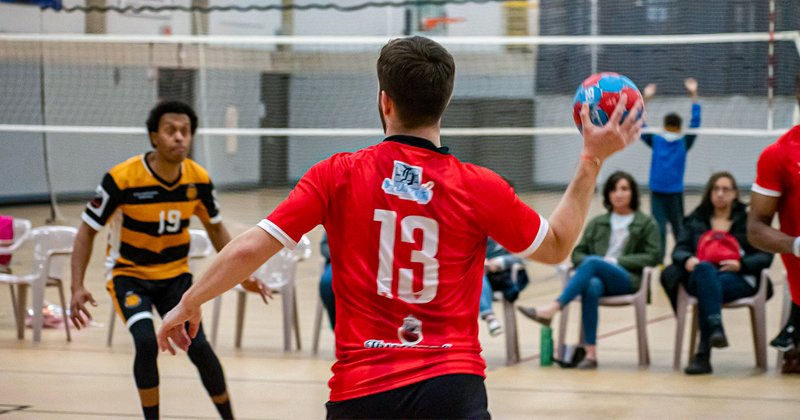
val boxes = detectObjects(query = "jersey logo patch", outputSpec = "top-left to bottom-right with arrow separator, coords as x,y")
382,161 -> 434,205
186,184 -> 198,200
397,314 -> 423,345
124,291 -> 141,308
87,185 -> 110,217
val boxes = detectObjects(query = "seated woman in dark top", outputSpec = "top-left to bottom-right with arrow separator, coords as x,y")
661,171 -> 773,375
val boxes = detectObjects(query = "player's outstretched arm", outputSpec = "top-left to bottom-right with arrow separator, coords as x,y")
530,95 -> 644,265
69,222 -> 99,330
157,227 -> 284,354
203,220 -> 274,304
748,192 -> 795,255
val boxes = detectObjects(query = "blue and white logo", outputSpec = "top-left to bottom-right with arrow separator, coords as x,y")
382,161 -> 434,205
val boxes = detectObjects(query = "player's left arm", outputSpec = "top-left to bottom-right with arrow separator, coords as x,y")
748,191 -> 795,255
685,78 -> 701,150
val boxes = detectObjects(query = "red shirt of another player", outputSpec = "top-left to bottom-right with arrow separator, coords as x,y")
753,125 -> 800,297
259,136 -> 548,401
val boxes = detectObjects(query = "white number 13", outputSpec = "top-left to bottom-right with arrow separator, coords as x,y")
374,209 -> 439,304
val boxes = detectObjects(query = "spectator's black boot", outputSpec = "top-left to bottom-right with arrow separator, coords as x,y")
707,315 -> 728,349
685,351 -> 712,375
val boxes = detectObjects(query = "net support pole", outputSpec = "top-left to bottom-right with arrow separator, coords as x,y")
194,11 -> 214,180
767,0 -> 775,131
38,16 -> 63,224
590,0 -> 598,75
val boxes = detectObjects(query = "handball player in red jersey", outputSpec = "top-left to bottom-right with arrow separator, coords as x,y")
749,124 -> 800,352
157,36 -> 644,419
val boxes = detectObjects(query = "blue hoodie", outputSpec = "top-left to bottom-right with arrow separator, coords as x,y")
641,103 -> 701,194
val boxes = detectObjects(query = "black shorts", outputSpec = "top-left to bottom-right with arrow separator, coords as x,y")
325,374 -> 490,420
107,273 -> 192,329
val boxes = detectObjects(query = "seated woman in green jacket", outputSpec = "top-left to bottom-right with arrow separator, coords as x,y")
519,171 -> 661,369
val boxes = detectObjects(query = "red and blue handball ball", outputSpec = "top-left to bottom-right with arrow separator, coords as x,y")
572,72 -> 643,132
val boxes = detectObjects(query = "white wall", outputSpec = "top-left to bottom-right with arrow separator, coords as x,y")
0,0 -> 84,33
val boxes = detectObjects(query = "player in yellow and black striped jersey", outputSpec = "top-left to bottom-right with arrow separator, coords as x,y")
69,101 -> 271,420
82,152 -> 220,282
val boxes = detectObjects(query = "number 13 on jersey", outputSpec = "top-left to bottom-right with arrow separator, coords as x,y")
373,209 -> 440,304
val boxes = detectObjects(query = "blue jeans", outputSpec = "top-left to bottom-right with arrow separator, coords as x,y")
558,256 -> 633,345
651,192 -> 684,261
479,275 -> 494,318
686,262 -> 756,352
319,263 -> 335,329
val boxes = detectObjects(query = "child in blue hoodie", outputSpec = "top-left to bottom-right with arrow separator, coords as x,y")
641,78 -> 701,260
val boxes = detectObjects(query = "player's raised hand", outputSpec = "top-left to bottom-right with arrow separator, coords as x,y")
643,83 -> 657,99
685,78 -> 698,94
157,300 -> 201,355
580,93 -> 645,163
685,78 -> 699,102
69,287 -> 97,330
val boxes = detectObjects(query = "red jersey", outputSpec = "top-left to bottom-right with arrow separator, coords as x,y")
259,136 -> 548,401
753,126 -> 800,298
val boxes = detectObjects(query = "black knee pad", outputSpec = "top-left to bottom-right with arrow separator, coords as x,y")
129,318 -> 159,389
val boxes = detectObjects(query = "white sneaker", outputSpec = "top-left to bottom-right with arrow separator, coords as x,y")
487,318 -> 503,337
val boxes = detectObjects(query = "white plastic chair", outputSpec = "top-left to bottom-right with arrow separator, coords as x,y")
0,225 -> 76,344
107,229 -> 214,347
210,236 -> 311,352
557,264 -> 656,368
674,269 -> 771,371
0,218 -> 33,338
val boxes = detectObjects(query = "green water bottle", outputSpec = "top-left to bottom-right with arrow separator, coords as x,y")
540,325 -> 553,367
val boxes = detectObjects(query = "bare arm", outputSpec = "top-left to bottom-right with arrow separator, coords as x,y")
529,161 -> 600,264
69,222 -> 99,329
529,96 -> 644,265
157,227 -> 285,353
202,219 -> 273,302
748,191 -> 794,254
202,220 -> 232,253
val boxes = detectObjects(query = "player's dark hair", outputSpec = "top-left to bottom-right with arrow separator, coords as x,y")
377,36 -> 455,128
146,101 -> 198,135
602,171 -> 640,212
664,113 -> 682,129
698,171 -> 741,219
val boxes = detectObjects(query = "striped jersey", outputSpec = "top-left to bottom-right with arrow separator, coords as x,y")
82,153 -> 221,281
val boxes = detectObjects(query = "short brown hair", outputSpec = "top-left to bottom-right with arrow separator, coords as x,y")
377,36 -> 455,128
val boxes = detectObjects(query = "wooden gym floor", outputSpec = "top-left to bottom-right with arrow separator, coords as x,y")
1,190 -> 799,419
